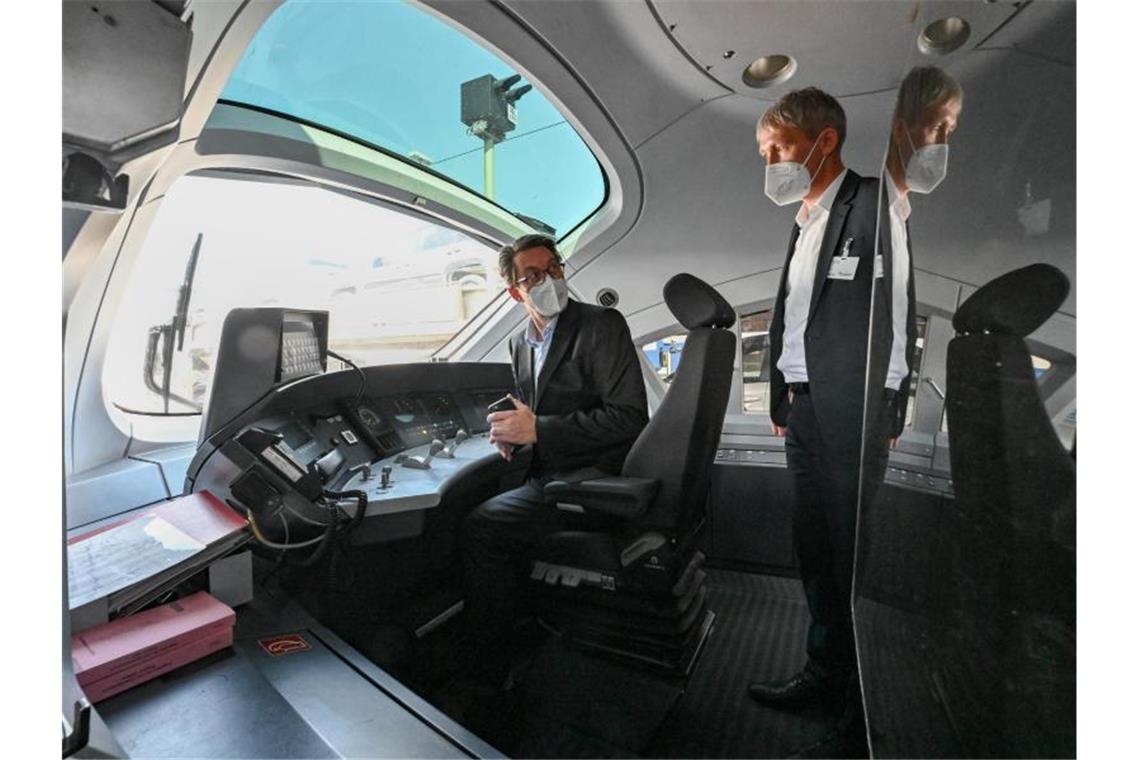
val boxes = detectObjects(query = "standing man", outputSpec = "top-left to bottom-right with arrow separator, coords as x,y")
464,233 -> 648,686
747,87 -> 880,747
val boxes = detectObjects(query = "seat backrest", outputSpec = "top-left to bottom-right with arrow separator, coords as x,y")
945,263 -> 1074,603
622,274 -> 736,534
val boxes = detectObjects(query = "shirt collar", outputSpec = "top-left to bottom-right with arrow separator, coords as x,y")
524,313 -> 559,348
796,168 -> 848,227
886,172 -> 911,222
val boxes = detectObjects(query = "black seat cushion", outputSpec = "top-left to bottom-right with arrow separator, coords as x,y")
953,263 -> 1069,336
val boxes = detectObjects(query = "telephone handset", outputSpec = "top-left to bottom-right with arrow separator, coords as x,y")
229,427 -> 365,557
235,427 -> 324,501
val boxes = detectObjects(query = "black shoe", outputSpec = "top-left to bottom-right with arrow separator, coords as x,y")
748,668 -> 837,711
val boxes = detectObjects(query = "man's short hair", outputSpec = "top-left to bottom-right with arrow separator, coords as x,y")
498,233 -> 562,285
893,66 -> 963,126
757,87 -> 847,149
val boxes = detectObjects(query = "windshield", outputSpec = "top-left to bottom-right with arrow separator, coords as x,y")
220,0 -> 606,238
103,172 -> 504,415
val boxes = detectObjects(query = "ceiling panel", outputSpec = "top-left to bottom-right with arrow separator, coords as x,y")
502,0 -> 730,147
655,0 -> 1021,100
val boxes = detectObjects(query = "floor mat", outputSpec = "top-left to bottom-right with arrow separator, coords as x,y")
645,569 -> 837,758
425,569 -> 839,758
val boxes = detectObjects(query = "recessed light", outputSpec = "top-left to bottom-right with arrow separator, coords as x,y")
742,54 -> 796,88
918,17 -> 971,55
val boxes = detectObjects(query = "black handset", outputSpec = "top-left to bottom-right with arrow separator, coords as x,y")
487,395 -> 517,414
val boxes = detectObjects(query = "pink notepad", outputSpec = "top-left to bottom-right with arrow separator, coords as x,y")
71,591 -> 235,701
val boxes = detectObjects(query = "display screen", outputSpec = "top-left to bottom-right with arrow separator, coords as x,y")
279,312 -> 325,382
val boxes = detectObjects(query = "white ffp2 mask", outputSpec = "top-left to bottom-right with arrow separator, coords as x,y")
527,274 -> 568,317
903,131 -> 948,194
764,133 -> 826,206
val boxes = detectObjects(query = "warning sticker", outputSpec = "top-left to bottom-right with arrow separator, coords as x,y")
258,633 -> 311,656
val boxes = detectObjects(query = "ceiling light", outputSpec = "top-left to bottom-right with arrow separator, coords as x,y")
918,17 -> 971,55
742,54 -> 796,89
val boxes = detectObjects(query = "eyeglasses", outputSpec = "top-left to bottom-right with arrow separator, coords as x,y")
514,261 -> 564,290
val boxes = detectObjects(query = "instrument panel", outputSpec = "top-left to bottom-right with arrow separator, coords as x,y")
187,361 -> 518,527
256,386 -> 510,480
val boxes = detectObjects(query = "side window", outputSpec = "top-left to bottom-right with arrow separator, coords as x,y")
740,309 -> 773,414
642,335 -> 687,384
103,172 -> 501,416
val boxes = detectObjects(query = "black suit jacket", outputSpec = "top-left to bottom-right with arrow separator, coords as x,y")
767,170 -> 888,447
509,299 -> 648,477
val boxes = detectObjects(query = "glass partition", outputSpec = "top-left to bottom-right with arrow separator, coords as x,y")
853,3 -> 1076,757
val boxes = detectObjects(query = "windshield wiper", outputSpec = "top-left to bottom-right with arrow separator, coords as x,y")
143,233 -> 204,413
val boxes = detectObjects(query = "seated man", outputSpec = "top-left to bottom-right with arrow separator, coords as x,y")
464,233 -> 648,684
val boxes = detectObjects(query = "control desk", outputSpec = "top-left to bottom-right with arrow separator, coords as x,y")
187,362 -> 526,546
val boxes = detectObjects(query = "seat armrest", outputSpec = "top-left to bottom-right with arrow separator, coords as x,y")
543,476 -> 660,519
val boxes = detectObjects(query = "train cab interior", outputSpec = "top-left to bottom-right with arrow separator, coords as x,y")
49,0 -> 1089,757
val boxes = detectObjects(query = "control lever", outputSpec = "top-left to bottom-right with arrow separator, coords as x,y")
380,465 -> 393,490
401,439 -> 446,470
348,463 -> 373,483
437,429 -> 470,458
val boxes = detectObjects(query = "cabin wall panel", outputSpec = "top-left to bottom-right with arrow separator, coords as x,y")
66,459 -> 169,530
494,0 -> 729,147
707,462 -> 797,573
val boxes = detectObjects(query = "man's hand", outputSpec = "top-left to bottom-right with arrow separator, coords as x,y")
889,437 -> 899,449
487,395 -> 537,447
771,422 -> 786,437
493,441 -> 514,461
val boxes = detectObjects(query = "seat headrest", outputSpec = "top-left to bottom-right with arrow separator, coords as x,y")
664,273 -> 735,330
953,264 -> 1069,337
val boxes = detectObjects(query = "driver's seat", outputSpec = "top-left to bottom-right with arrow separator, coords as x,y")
529,273 -> 736,674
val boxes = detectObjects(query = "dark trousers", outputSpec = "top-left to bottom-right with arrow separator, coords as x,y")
463,478 -> 552,665
784,391 -> 862,682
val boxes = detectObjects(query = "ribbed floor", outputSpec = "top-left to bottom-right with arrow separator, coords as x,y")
645,568 -> 836,758
423,568 -> 839,758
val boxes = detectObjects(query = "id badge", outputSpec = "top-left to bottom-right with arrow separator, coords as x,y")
874,254 -> 884,279
828,256 -> 858,280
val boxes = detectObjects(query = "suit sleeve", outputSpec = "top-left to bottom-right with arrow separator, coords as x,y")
534,309 -> 648,454
769,354 -> 790,426
888,228 -> 920,439
507,335 -> 524,401
889,376 -> 909,438
768,313 -> 790,426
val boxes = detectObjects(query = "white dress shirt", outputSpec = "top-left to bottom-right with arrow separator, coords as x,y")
777,169 -> 848,383
884,177 -> 911,391
523,313 -> 559,396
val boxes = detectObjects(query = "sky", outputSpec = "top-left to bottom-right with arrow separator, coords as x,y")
221,0 -> 606,237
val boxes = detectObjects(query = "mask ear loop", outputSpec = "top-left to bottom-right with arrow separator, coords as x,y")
802,130 -> 831,188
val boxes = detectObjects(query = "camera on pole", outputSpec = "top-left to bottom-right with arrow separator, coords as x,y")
461,73 -> 533,144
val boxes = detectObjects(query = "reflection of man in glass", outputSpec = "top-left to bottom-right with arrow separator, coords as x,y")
869,67 -> 962,454
749,87 -> 881,753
